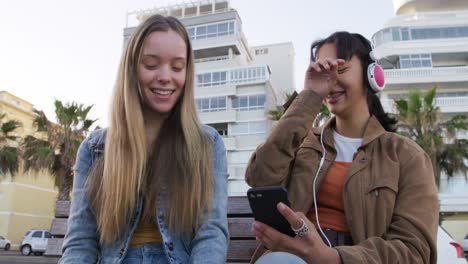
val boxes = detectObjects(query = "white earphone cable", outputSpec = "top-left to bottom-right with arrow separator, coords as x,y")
312,125 -> 332,247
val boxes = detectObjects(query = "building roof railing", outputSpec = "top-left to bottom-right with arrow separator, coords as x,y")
126,0 -> 232,27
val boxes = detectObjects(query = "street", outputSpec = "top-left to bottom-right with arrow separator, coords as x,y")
0,251 -> 59,264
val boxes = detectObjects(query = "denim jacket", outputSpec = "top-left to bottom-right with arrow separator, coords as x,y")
60,125 -> 229,264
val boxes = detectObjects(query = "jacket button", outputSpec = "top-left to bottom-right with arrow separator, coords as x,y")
168,242 -> 174,251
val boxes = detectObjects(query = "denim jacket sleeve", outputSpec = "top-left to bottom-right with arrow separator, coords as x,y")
189,129 -> 229,263
60,132 -> 100,263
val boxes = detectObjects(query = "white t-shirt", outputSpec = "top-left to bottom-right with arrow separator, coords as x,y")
333,130 -> 363,162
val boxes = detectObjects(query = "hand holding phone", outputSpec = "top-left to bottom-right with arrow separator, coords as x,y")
247,186 -> 295,237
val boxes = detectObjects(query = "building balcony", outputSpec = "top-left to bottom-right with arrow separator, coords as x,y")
196,65 -> 270,90
385,66 -> 468,84
235,109 -> 266,121
194,84 -> 236,98
439,194 -> 468,213
374,38 -> 468,59
381,96 -> 468,113
198,109 -> 236,124
194,55 -> 245,71
222,136 -> 236,151
194,54 -> 232,64
191,32 -> 250,59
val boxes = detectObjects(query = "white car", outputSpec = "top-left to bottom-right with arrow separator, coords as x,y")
463,233 -> 468,253
437,226 -> 467,264
20,229 -> 51,256
0,236 -> 11,251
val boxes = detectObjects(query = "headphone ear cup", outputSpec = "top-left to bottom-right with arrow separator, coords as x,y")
367,63 -> 385,92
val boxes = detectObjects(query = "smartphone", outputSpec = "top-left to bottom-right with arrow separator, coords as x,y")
247,186 -> 295,237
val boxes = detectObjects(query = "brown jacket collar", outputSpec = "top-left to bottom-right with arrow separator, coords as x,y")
310,115 -> 386,149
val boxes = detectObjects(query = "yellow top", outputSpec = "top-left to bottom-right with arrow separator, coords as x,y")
129,210 -> 162,247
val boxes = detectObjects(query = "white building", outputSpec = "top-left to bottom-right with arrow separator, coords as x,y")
124,0 -> 295,195
372,0 -> 468,243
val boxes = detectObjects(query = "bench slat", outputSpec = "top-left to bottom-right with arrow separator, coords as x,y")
56,198 -> 251,217
55,201 -> 71,218
228,217 -> 255,239
227,239 -> 259,262
45,238 -> 64,256
48,217 -> 256,239
50,218 -> 68,236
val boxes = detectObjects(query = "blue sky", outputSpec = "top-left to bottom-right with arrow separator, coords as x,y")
0,0 -> 394,127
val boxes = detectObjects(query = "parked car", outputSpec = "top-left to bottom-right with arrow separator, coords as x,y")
0,236 -> 11,251
437,226 -> 467,264
20,229 -> 51,256
463,233 -> 468,253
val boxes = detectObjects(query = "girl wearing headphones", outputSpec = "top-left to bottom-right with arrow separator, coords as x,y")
245,32 -> 438,264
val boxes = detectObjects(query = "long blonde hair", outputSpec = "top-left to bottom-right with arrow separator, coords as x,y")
86,15 -> 213,244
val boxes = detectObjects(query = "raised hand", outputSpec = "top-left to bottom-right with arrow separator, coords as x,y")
304,58 -> 345,98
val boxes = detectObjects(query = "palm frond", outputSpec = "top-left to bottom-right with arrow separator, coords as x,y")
394,87 -> 468,187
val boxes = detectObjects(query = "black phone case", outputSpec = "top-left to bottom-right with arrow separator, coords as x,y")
247,186 -> 295,237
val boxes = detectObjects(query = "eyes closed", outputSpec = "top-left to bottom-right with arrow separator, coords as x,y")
337,67 -> 349,74
142,56 -> 186,72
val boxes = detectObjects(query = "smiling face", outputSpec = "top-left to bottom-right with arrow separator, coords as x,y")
317,42 -> 369,119
138,30 -> 187,116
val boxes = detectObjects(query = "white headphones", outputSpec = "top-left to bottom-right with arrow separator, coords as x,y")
367,51 -> 385,92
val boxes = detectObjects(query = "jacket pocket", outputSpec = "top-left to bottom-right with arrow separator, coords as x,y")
365,171 -> 399,232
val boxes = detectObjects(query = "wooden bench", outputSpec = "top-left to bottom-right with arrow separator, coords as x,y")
46,197 -> 257,263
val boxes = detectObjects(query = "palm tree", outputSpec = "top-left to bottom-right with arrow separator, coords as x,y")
394,87 -> 468,188
268,91 -> 331,127
0,113 -> 22,176
21,100 -> 96,201
268,92 -> 295,121
268,106 -> 284,121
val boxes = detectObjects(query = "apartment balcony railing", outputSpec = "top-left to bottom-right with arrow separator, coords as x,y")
196,65 -> 269,88
194,55 -> 231,63
381,96 -> 468,113
198,109 -> 237,124
384,66 -> 468,84
228,65 -> 269,85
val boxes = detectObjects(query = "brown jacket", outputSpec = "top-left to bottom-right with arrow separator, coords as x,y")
245,90 -> 438,264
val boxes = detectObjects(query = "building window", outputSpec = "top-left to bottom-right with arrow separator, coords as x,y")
230,67 -> 266,83
373,26 -> 468,46
230,121 -> 267,135
196,96 -> 227,112
435,91 -> 468,98
208,123 -> 228,136
187,21 -> 235,40
399,54 -> 432,69
388,91 -> 468,100
255,48 -> 268,55
409,27 -> 468,40
232,94 -> 266,111
401,28 -> 410,40
196,71 -> 228,87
